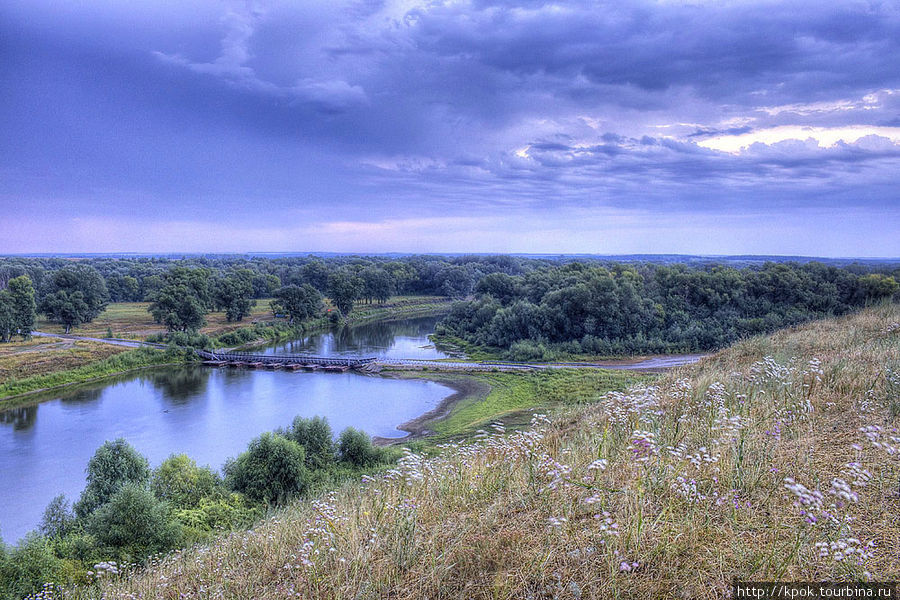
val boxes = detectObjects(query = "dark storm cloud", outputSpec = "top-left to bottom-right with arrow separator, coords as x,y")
0,0 -> 898,254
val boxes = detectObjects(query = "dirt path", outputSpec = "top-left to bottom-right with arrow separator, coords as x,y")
31,331 -> 166,349
376,353 -> 706,372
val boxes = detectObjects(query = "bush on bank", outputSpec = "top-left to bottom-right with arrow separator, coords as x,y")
0,416 -> 395,599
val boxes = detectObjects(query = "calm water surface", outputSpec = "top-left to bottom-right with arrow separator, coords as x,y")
261,315 -> 450,360
0,316 -> 451,543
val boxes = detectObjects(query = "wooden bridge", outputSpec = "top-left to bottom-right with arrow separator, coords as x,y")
196,350 -> 378,373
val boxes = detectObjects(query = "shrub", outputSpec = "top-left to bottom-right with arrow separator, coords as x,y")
166,331 -> 212,349
50,531 -> 102,568
151,454 -> 223,510
175,494 -> 262,542
0,534 -> 65,599
75,439 -> 150,519
224,433 -> 309,506
507,340 -> 547,361
85,484 -> 181,562
337,427 -> 384,468
285,416 -> 334,470
216,328 -> 255,347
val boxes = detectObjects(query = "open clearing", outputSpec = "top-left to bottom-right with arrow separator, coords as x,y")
0,338 -> 129,384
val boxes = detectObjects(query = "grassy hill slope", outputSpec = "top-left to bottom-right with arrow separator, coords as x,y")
64,304 -> 900,599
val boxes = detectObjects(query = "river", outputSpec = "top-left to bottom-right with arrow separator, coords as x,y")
0,316 -> 452,544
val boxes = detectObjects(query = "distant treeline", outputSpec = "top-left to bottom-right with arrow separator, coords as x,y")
436,262 -> 900,359
2,256 -> 898,354
0,255 -> 533,304
0,255 -> 535,336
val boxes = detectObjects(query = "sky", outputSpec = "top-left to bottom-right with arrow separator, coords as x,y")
1,0 -> 899,256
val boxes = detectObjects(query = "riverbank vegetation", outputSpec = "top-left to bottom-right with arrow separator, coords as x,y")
436,262 -> 899,360
44,303 -> 900,599
0,416 -> 398,599
0,346 -> 186,407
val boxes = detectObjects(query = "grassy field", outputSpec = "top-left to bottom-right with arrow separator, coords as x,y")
34,296 -> 452,341
34,300 -> 278,339
66,304 -> 900,599
0,338 -> 129,385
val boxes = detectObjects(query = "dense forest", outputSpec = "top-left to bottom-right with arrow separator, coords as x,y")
436,262 -> 900,359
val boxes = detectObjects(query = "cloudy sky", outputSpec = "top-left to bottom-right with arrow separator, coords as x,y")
1,0 -> 898,256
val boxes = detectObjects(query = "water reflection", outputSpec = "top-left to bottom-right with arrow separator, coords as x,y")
58,387 -> 103,405
263,315 -> 449,360
0,405 -> 37,431
143,367 -> 211,404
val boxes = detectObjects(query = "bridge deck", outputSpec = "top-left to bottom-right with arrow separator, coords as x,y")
196,350 -> 377,368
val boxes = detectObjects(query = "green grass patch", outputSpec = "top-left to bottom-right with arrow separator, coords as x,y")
0,346 -> 190,406
430,368 -> 647,439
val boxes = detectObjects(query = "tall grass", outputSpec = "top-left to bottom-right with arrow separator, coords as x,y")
57,305 -> 900,599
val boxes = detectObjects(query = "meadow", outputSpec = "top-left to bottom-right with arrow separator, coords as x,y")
33,301 -> 278,340
52,304 -> 900,599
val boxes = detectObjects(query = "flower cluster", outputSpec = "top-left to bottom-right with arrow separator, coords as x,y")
815,537 -> 875,566
749,356 -> 796,386
629,430 -> 657,462
860,425 -> 900,456
598,386 -> 661,425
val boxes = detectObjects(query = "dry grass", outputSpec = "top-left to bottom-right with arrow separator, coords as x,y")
61,305 -> 900,599
0,339 -> 129,383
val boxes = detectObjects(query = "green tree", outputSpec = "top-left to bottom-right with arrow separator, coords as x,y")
85,484 -> 181,562
475,272 -> 519,305
7,276 -> 36,340
39,494 -> 75,539
337,427 -> 383,468
328,270 -> 363,316
39,265 -> 108,333
251,273 -> 281,298
151,454 -> 223,510
75,439 -> 151,518
148,267 -> 213,332
360,267 -> 394,304
0,534 -> 65,599
271,284 -> 323,324
284,415 -> 334,470
0,289 -> 13,342
215,270 -> 255,322
436,265 -> 474,298
300,260 -> 330,291
224,432 -> 309,506
859,274 -> 899,303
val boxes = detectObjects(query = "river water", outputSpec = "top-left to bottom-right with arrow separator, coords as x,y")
0,316 -> 452,544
